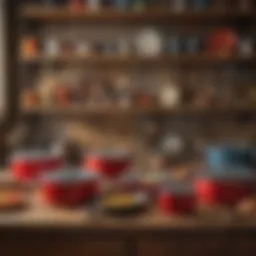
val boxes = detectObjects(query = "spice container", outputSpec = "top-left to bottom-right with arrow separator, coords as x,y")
84,149 -> 132,178
158,81 -> 181,108
166,36 -> 182,54
44,38 -> 60,58
239,38 -> 254,56
40,169 -> 98,207
10,150 -> 64,183
21,36 -> 38,59
184,36 -> 201,54
195,171 -> 256,207
158,183 -> 195,215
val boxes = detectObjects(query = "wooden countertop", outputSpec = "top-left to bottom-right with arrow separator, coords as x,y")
1,171 -> 256,232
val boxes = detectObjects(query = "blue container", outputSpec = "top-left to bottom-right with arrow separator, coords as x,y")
167,36 -> 182,54
205,145 -> 256,171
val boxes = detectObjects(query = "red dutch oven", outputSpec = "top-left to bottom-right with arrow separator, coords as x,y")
158,183 -> 195,215
10,151 -> 64,183
40,169 -> 98,207
195,172 -> 256,206
84,150 -> 131,178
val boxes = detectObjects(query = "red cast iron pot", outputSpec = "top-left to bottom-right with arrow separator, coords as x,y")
10,151 -> 63,183
84,150 -> 131,178
158,184 -> 195,215
40,170 -> 98,207
195,172 -> 255,206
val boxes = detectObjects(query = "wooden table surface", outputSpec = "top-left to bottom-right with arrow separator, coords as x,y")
0,170 -> 255,232
1,171 -> 256,256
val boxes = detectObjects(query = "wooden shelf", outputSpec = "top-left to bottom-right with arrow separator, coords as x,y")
20,6 -> 256,23
22,105 -> 256,117
20,55 -> 256,68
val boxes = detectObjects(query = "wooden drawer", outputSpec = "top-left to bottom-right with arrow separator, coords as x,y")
0,232 -> 126,256
138,233 -> 230,256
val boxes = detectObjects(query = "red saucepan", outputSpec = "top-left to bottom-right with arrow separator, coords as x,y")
40,169 -> 99,207
84,150 -> 131,178
10,150 -> 64,183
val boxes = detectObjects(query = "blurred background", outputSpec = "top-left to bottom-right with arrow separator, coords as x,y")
1,1 -> 256,255
1,0 -> 255,169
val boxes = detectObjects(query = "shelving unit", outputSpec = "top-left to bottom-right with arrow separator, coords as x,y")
15,0 -> 256,155
20,6 -> 256,23
21,55 -> 256,67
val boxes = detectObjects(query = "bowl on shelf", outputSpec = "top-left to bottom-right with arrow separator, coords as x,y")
39,169 -> 99,207
84,149 -> 132,178
10,150 -> 64,183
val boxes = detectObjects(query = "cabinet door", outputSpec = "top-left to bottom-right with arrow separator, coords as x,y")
138,233 -> 231,256
0,231 -> 127,256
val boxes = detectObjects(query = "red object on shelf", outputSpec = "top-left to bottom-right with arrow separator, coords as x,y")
84,150 -> 131,178
158,192 -> 195,215
40,172 -> 98,207
69,0 -> 85,11
195,178 -> 252,206
206,28 -> 239,56
11,152 -> 63,183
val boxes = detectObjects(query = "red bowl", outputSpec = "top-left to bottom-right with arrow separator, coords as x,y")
40,171 -> 98,207
195,178 -> 252,206
10,151 -> 63,183
84,150 -> 131,178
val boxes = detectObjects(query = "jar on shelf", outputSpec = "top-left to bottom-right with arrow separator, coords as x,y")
44,37 -> 60,58
158,81 -> 181,108
239,38 -> 254,57
21,36 -> 38,59
166,35 -> 182,54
